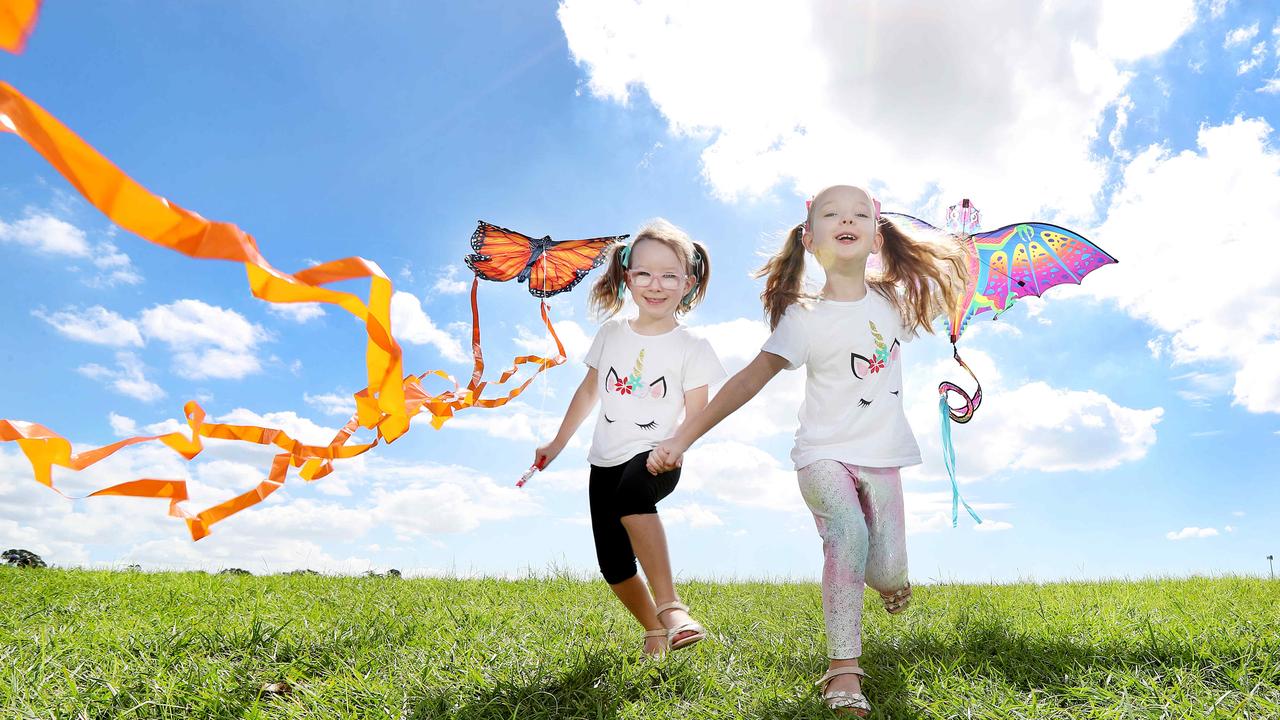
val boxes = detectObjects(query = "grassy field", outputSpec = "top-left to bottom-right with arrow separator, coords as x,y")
0,570 -> 1276,719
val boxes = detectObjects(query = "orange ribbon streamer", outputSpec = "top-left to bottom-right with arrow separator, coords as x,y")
0,82 -> 568,539
0,0 -> 40,53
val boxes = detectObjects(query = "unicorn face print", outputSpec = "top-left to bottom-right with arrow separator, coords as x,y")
849,320 -> 901,407
603,349 -> 669,431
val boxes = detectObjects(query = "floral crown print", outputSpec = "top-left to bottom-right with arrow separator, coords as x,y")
604,349 -> 668,399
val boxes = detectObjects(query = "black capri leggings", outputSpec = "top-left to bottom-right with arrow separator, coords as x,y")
589,450 -> 681,585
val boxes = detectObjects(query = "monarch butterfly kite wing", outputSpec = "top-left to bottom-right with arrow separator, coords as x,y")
526,235 -> 628,298
464,221 -> 535,282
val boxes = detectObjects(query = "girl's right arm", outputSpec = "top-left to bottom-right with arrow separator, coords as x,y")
647,350 -> 787,473
535,367 -> 599,469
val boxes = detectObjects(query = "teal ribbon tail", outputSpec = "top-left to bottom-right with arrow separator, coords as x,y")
939,394 -> 982,527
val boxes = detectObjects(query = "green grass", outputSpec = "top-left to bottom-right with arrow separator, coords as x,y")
1,570 -> 1276,719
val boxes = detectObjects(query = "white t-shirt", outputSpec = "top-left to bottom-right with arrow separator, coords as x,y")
761,289 -> 922,470
584,318 -> 726,467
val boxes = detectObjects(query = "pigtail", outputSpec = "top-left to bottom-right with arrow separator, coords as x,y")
589,242 -> 629,320
753,224 -> 810,330
679,240 -> 712,313
870,216 -> 969,336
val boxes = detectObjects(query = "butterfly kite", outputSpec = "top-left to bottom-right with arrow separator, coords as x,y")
464,221 -> 628,486
885,200 -> 1117,526
465,220 -> 626,298
0,12 -> 620,537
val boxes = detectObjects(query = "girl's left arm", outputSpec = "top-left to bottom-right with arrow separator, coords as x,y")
657,385 -> 709,470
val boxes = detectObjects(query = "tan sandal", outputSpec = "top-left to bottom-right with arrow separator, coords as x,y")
816,666 -> 870,716
641,628 -> 668,658
655,600 -> 706,651
881,583 -> 912,614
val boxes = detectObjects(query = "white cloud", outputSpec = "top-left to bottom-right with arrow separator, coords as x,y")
902,491 -> 1013,534
369,463 -> 541,538
1209,0 -> 1229,18
0,213 -> 141,285
432,265 -> 469,295
689,318 -> 806,443
526,466 -> 590,493
1147,337 -> 1167,359
33,305 -> 144,347
0,443 -> 545,573
681,441 -> 806,512
904,350 -> 1163,482
514,319 -> 592,363
662,502 -> 724,528
559,0 -> 1196,219
1224,22 -> 1259,48
1109,94 -> 1135,156
1166,526 -> 1219,540
216,408 -> 344,446
1085,117 -> 1280,413
108,412 -> 139,437
141,299 -> 269,380
88,240 -> 143,287
975,520 -> 1014,532
0,212 -> 90,256
444,400 -> 565,444
1237,42 -> 1267,74
390,291 -> 468,363
1260,78 -> 1280,94
267,302 -> 326,323
77,352 -> 166,402
304,391 -> 357,417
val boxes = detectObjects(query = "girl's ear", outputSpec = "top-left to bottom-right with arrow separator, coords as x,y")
800,226 -> 814,253
871,228 -> 884,255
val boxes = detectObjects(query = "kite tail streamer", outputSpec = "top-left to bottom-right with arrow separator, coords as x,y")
0,83 -> 569,539
0,0 -> 40,53
937,346 -> 983,527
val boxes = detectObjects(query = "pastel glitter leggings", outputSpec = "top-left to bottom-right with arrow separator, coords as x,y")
797,460 -> 909,659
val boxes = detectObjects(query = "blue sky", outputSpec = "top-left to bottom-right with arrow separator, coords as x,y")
1,0 -> 1277,581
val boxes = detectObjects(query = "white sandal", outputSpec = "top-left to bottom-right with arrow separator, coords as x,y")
654,600 -> 706,651
816,666 -> 870,716
642,628 -> 668,657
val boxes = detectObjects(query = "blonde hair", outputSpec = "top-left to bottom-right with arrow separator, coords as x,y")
589,218 -> 711,319
755,189 -> 969,334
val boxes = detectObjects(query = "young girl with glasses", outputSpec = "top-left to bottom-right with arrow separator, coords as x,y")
535,218 -> 724,657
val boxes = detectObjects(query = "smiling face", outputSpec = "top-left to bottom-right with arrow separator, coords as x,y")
803,185 -> 883,270
625,238 -> 694,321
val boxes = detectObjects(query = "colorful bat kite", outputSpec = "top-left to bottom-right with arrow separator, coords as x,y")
465,220 -> 626,298
0,81 -> 615,539
885,200 -> 1117,525
0,0 -> 40,53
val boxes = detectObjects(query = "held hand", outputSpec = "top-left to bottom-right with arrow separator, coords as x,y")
534,441 -> 562,470
647,439 -> 687,475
